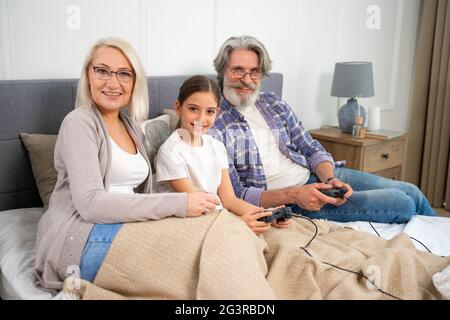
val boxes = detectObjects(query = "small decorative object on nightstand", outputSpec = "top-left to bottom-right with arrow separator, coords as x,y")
310,127 -> 406,180
352,116 -> 366,139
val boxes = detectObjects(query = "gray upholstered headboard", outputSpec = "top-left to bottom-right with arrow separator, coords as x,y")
0,73 -> 283,211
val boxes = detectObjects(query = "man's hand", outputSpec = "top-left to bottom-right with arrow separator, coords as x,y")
327,178 -> 353,207
287,183 -> 338,211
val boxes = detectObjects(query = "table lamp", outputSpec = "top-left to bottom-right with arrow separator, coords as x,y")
331,62 -> 374,133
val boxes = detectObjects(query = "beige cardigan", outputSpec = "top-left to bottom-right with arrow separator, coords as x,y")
34,105 -> 187,293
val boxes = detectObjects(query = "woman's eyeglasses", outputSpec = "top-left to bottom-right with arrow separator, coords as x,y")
90,64 -> 134,83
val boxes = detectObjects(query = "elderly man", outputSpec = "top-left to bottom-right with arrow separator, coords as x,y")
208,35 -> 436,224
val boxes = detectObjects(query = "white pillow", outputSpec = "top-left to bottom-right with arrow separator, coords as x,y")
140,114 -> 170,135
163,108 -> 180,132
140,115 -> 171,171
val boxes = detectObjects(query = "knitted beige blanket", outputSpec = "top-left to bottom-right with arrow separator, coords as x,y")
64,210 -> 450,300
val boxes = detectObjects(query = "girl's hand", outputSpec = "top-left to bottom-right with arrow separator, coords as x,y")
271,219 -> 290,228
240,207 -> 272,235
186,192 -> 220,217
268,205 -> 290,229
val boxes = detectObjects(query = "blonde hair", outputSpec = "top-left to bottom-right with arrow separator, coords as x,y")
75,37 -> 149,122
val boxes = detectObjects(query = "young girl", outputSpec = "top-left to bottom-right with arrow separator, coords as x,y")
155,75 -> 286,235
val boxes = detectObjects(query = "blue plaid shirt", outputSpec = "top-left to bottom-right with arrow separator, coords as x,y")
208,92 -> 335,206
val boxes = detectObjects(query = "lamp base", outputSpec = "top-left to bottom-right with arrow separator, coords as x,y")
338,98 -> 367,133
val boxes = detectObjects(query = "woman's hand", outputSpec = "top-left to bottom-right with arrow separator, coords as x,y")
241,207 -> 272,235
186,192 -> 221,217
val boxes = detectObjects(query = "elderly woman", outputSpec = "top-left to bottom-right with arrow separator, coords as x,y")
34,37 -> 219,294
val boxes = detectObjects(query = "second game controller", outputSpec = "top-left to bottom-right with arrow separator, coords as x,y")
319,188 -> 347,198
258,207 -> 294,223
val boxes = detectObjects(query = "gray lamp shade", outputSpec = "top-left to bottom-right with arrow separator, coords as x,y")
331,62 -> 374,98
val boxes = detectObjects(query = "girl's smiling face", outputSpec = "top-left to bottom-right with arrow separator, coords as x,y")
175,91 -> 220,138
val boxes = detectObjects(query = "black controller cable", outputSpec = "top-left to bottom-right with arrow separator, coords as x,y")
342,195 -> 434,255
292,213 -> 402,300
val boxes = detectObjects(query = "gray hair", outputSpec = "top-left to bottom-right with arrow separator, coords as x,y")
213,35 -> 273,89
75,37 -> 149,122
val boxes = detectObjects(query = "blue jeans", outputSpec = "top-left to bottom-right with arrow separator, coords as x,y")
289,167 -> 436,224
79,223 -> 122,282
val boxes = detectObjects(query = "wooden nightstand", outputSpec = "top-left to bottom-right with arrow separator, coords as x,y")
309,127 -> 406,180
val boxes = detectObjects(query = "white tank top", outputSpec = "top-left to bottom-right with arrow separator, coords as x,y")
108,136 -> 149,194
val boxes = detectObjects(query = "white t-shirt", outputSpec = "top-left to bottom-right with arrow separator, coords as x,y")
108,136 -> 149,194
155,130 -> 229,207
235,104 -> 310,190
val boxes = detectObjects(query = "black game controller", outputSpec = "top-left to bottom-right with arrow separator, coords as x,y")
319,188 -> 347,198
258,207 -> 294,223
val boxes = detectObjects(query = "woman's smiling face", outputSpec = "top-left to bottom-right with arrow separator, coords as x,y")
88,46 -> 135,114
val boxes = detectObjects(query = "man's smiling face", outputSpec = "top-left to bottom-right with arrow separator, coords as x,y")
222,49 -> 262,108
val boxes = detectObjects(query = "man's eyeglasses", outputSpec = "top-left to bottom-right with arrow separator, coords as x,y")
227,66 -> 262,80
90,64 -> 134,83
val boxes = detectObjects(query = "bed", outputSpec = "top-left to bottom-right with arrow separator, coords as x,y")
0,74 -> 282,299
2,206 -> 450,300
1,73 -> 449,300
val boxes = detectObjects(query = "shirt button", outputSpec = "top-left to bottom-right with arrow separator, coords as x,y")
253,146 -> 257,150
70,237 -> 74,240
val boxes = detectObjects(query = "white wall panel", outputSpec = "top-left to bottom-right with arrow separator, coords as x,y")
145,0 -> 215,76
0,0 -> 13,79
0,0 -> 421,132
382,0 -> 421,131
216,0 -> 298,112
6,0 -> 141,79
340,0 -> 399,111
295,0 -> 344,128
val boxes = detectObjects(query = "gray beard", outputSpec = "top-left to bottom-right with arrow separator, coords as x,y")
223,77 -> 260,108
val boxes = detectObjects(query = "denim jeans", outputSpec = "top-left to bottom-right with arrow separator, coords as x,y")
79,223 -> 122,282
289,167 -> 436,224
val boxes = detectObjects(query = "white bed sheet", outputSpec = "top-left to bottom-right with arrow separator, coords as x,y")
0,207 -> 449,300
0,207 -> 67,300
331,215 -> 450,256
